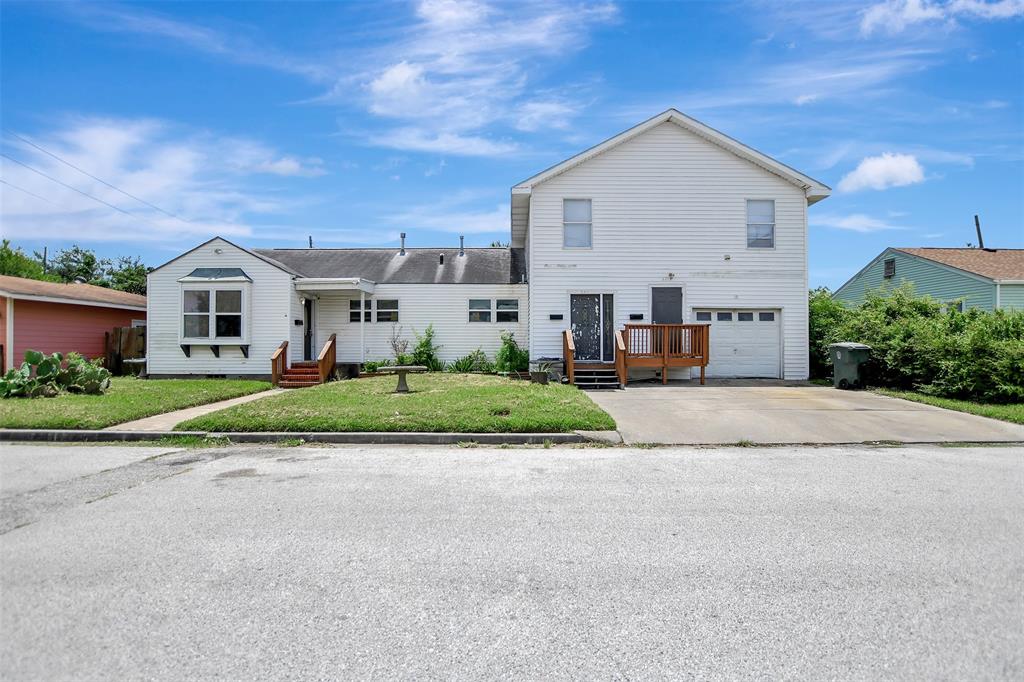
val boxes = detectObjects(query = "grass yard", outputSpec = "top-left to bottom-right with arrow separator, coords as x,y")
875,389 -> 1024,425
0,378 -> 272,430
177,373 -> 616,433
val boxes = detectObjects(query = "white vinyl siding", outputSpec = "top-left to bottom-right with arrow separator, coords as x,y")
315,284 -> 529,363
147,238 -> 294,375
527,121 -> 810,380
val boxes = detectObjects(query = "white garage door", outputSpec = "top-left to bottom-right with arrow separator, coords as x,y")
694,309 -> 781,378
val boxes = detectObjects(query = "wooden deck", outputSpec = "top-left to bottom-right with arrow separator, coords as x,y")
563,324 -> 710,388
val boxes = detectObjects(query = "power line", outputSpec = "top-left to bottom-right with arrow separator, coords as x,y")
0,178 -> 57,205
1,152 -> 147,219
2,128 -> 188,221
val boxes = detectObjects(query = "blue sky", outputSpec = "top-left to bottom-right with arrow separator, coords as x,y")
1,0 -> 1022,288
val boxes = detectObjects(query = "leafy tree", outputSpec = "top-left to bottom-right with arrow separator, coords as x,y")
45,245 -> 110,286
489,240 -> 510,248
106,256 -> 148,295
0,240 -> 58,281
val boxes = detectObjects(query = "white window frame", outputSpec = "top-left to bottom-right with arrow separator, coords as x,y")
562,198 -> 593,249
349,299 -> 371,323
179,283 -> 249,344
375,299 -> 399,323
746,199 -> 776,249
467,298 -> 520,324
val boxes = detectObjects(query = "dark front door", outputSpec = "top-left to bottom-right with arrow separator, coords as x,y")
651,287 -> 683,324
570,294 -> 614,362
303,299 -> 314,361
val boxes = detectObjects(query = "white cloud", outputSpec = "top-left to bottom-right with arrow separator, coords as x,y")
860,0 -> 1024,36
368,128 -> 517,156
794,94 -> 819,106
348,0 -> 618,155
387,191 -> 509,234
811,213 -> 909,232
838,153 -> 925,192
0,118 -> 317,244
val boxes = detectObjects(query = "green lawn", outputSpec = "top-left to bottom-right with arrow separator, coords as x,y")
177,373 -> 616,433
0,378 -> 272,430
875,389 -> 1024,425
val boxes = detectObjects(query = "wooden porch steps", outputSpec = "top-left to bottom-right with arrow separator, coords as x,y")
572,364 -> 620,390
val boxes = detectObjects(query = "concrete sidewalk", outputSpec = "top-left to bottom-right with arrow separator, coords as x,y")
587,383 -> 1024,445
104,389 -> 286,432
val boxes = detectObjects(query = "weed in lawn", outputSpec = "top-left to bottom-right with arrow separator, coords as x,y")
155,435 -> 233,448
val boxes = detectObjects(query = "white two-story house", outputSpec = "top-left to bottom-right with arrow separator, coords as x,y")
146,109 -> 830,384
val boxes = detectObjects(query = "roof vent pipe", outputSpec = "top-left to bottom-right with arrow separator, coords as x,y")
400,232 -> 406,255
974,215 -> 985,250
439,253 -> 444,265
459,235 -> 465,256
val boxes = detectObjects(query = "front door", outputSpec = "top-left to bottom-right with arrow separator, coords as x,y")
303,298 -> 314,361
570,294 -> 614,362
651,286 -> 683,324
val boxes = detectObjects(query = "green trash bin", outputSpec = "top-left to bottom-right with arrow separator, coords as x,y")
829,342 -> 871,390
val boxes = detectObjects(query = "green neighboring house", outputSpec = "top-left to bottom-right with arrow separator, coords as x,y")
834,247 -> 1024,311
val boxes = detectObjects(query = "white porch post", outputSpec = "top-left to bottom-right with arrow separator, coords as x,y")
359,290 -> 366,365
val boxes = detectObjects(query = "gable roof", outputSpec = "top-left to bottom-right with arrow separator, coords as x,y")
0,275 -> 147,310
512,108 -> 832,203
149,236 -> 301,277
893,248 -> 1024,282
254,247 -> 526,285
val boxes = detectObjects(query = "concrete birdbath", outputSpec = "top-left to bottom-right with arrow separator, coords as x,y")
378,365 -> 428,393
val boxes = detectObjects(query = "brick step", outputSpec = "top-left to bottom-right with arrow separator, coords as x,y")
290,362 -> 319,368
278,379 -> 322,388
282,368 -> 320,375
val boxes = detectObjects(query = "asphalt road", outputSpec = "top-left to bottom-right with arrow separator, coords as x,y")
2,442 -> 1022,680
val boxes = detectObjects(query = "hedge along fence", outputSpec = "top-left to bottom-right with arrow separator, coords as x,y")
809,284 -> 1024,404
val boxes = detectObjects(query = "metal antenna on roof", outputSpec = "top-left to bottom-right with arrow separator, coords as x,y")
308,235 -> 313,248
974,215 -> 985,250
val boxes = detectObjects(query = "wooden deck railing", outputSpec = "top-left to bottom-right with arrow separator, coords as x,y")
614,330 -> 627,387
622,324 -> 711,385
562,329 -> 575,385
270,340 -> 289,386
317,333 -> 337,384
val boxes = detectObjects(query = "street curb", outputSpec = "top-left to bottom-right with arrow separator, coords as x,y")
0,429 -> 587,445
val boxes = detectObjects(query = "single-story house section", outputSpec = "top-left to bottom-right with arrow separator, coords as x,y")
0,275 -> 147,372
147,108 -> 832,384
833,247 -> 1024,311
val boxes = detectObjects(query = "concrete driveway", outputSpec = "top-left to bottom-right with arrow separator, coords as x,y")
2,442 -> 1022,679
587,381 -> 1024,445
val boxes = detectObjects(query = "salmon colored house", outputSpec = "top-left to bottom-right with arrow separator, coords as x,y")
0,275 -> 147,372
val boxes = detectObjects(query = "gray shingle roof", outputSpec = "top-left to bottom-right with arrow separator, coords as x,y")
252,248 -> 526,285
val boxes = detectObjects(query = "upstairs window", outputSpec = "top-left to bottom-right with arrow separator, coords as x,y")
883,258 -> 896,279
746,200 -> 775,248
563,199 -> 592,248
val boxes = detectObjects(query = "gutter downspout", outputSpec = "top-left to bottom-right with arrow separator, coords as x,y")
995,282 -> 1001,310
360,290 -> 366,366
5,297 -> 14,371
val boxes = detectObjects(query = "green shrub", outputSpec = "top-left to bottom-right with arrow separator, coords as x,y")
808,284 -> 1024,403
363,359 -> 394,373
411,324 -> 445,371
0,350 -> 112,398
495,331 -> 529,373
447,349 -> 493,373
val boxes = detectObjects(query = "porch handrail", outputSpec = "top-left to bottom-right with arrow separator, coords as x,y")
562,330 -> 575,385
270,340 -> 289,386
621,324 -> 711,385
614,330 -> 626,387
317,333 -> 337,384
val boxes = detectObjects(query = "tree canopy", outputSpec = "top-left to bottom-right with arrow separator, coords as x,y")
0,241 -> 148,295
